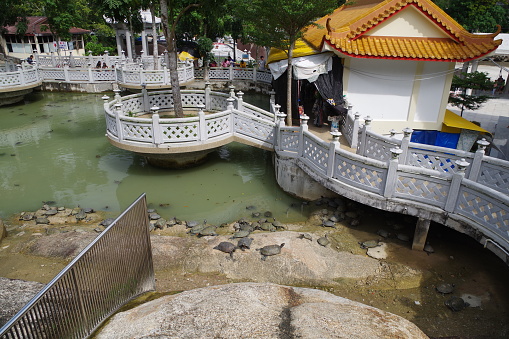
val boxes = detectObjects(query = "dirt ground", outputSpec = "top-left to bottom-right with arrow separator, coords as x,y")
1,204 -> 509,338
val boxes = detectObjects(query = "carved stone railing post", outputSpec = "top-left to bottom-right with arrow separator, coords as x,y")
141,84 -> 150,112
399,127 -> 413,164
139,63 -> 144,85
253,67 -> 257,83
163,64 -> 169,85
357,114 -> 370,156
227,97 -> 236,134
274,104 -> 282,124
298,115 -> 310,157
229,84 -> 236,98
350,112 -> 360,149
204,81 -> 211,110
104,50 -> 110,67
151,106 -> 163,145
87,63 -> 94,82
114,103 -> 124,142
328,131 -> 342,177
276,111 -> 287,152
15,65 -> 25,85
102,95 -> 110,112
468,138 -> 490,181
198,104 -> 207,141
445,159 -> 470,212
229,63 -> 233,80
62,63 -> 70,82
236,91 -> 244,111
51,52 -> 57,67
389,129 -> 397,138
383,147 -> 403,198
269,90 -> 276,113
113,88 -> 122,102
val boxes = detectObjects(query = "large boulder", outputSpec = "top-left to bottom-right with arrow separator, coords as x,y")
97,282 -> 429,338
0,277 -> 44,327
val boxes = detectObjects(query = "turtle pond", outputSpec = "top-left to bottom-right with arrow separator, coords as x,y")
1,91 -> 509,338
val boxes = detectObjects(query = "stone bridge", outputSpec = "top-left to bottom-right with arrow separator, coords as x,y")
104,89 -> 509,263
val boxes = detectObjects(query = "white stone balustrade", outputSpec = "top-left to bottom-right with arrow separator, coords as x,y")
104,89 -> 509,256
0,64 -> 42,89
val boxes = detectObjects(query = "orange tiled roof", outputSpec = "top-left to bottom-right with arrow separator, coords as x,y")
302,0 -> 502,62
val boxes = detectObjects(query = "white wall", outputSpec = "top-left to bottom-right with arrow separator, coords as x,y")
345,58 -> 416,122
414,62 -> 451,122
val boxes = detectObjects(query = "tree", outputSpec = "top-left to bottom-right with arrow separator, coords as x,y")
159,0 -> 200,117
449,71 -> 494,116
233,0 -> 340,125
434,0 -> 509,33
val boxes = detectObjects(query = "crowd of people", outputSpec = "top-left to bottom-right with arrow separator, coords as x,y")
208,55 -> 267,70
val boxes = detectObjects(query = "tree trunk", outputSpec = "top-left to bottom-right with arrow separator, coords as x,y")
150,3 -> 158,70
160,0 -> 184,117
286,41 -> 295,126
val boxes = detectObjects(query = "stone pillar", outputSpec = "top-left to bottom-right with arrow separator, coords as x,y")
198,105 -> 207,141
412,217 -> 431,251
468,138 -> 490,181
125,31 -> 133,60
399,127 -> 413,164
383,147 -> 403,198
116,32 -> 123,56
236,91 -> 244,111
205,81 -> 211,110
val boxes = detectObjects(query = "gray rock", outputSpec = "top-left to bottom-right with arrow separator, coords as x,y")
36,217 -> 50,225
96,283 -> 429,339
0,278 -> 45,327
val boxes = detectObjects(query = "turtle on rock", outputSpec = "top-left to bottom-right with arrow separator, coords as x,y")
317,235 -> 330,247
257,243 -> 285,261
445,296 -> 469,312
214,242 -> 237,259
359,240 -> 379,249
436,283 -> 454,295
237,237 -> 253,251
197,225 -> 218,237
297,233 -> 313,241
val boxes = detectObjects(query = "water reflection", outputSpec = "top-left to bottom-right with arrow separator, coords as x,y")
0,91 -> 306,224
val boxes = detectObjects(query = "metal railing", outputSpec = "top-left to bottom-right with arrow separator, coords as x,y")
0,193 -> 155,339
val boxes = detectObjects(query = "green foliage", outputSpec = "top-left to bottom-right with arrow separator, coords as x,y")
449,71 -> 494,115
85,35 -> 116,55
434,0 -> 509,32
196,36 -> 213,61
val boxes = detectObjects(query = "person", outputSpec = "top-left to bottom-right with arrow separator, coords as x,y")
96,61 -> 102,68
239,60 -> 246,68
496,75 -> 505,94
221,58 -> 230,67
258,55 -> 266,70
102,62 -> 108,69
209,60 -> 217,67
26,55 -> 34,64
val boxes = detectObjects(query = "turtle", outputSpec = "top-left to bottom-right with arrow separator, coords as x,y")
423,243 -> 435,255
260,222 -> 276,232
149,212 -> 161,220
21,213 -> 34,221
257,243 -> 285,261
197,226 -> 217,237
45,209 -> 58,216
298,233 -> 313,241
147,208 -> 156,214
396,233 -> 410,242
329,215 -> 339,223
154,218 -> 166,230
239,223 -> 254,233
188,223 -> 206,235
75,209 -> 87,221
214,242 -> 237,259
376,229 -> 391,238
186,220 -> 200,228
230,229 -> 251,239
359,240 -> 379,249
252,212 -> 261,218
166,218 -> 177,227
237,237 -> 253,251
99,218 -> 115,227
264,211 -> 273,218
445,296 -> 469,312
349,219 -> 361,227
272,219 -> 285,230
436,283 -> 454,295
246,205 -> 256,210
83,207 -> 95,214
322,220 -> 336,228
317,235 -> 330,247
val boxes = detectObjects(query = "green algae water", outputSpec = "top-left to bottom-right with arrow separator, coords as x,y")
0,91 -> 305,224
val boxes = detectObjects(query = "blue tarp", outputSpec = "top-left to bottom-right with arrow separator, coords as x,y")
411,130 -> 460,149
